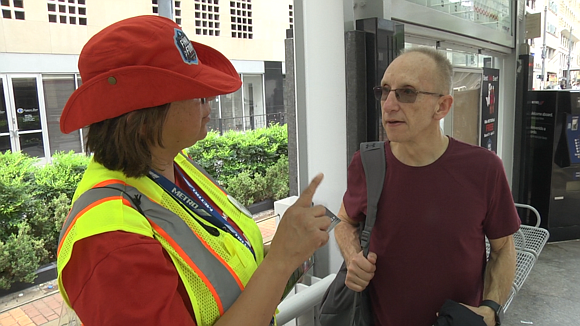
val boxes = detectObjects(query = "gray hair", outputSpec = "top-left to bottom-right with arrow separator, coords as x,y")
400,47 -> 453,95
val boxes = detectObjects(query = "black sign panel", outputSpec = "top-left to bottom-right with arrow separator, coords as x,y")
481,68 -> 500,152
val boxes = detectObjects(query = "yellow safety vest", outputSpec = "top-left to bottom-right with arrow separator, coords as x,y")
57,153 -> 267,326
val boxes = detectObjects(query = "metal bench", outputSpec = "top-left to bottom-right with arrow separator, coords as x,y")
485,203 -> 550,313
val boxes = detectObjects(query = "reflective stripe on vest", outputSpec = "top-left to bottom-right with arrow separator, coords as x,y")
58,181 -> 243,315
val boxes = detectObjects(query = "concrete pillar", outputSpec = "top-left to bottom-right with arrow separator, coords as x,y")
294,0 -> 348,276
284,30 -> 299,197
345,31 -> 369,161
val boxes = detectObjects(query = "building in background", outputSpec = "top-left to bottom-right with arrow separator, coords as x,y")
526,0 -> 579,90
0,0 -> 294,162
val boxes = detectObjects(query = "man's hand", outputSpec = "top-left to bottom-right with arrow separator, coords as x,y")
462,304 -> 496,326
344,250 -> 377,292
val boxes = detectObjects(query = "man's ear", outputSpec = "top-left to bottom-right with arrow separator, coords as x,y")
434,95 -> 453,120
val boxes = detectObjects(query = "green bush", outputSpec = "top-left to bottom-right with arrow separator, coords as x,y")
224,155 -> 290,206
31,151 -> 89,202
186,124 -> 288,184
0,125 -> 289,289
0,151 -> 36,240
264,155 -> 290,200
0,151 -> 84,289
29,193 -> 71,264
0,222 -> 47,289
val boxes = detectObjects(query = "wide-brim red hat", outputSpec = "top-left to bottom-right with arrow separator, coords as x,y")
60,15 -> 242,134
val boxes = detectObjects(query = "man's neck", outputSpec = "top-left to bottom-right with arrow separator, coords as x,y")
390,134 -> 450,167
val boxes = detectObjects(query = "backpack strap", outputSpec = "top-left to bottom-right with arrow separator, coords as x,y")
359,141 -> 386,257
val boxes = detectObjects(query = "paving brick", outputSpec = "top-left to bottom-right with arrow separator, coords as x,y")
0,315 -> 17,326
19,306 -> 39,319
45,314 -> 58,321
45,301 -> 61,311
257,218 -> 277,243
17,321 -> 34,326
14,315 -> 32,325
41,297 -> 56,304
31,302 -> 47,310
38,308 -> 54,317
8,309 -> 25,319
31,315 -> 48,325
19,305 -> 34,313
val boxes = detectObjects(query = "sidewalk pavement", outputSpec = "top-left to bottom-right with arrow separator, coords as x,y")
0,211 -> 278,326
0,268 -> 61,326
503,239 -> 580,326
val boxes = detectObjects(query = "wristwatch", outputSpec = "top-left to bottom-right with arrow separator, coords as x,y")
480,299 -> 502,326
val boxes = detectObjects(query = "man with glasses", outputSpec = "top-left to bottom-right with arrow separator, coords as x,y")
334,48 -> 520,326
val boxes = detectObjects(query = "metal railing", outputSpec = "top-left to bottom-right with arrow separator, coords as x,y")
207,112 -> 286,135
277,274 -> 335,326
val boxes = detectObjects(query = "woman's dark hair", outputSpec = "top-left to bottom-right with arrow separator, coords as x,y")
86,103 -> 171,178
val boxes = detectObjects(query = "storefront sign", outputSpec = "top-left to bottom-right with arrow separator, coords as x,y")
481,68 -> 499,153
525,12 -> 541,39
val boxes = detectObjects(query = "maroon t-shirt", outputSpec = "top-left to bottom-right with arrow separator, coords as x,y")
342,138 -> 520,326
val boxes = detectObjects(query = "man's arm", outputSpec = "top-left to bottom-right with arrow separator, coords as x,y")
334,202 -> 377,292
335,202 -> 361,262
465,235 -> 516,326
484,235 -> 517,305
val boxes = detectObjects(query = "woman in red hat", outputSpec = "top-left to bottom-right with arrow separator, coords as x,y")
56,15 -> 331,326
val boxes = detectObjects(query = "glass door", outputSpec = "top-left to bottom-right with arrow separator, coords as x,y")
449,68 -> 483,146
1,74 -> 50,161
0,78 -> 12,152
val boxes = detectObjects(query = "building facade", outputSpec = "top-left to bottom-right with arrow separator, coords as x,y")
526,0 -> 579,89
0,0 -> 293,162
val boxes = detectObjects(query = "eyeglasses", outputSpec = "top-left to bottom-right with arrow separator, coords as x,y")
373,86 -> 444,103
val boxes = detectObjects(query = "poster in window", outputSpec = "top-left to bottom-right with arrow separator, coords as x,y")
481,68 -> 499,153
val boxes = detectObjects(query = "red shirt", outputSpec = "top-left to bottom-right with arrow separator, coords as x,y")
62,168 -> 248,325
342,138 -> 520,326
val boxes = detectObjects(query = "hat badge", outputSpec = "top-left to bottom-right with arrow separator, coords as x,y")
174,29 -> 198,65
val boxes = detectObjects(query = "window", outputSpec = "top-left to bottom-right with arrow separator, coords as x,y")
242,75 -> 265,130
174,0 -> 181,24
548,0 -> 557,13
205,73 -> 269,134
1,0 -> 25,20
47,0 -> 86,25
195,0 -> 220,36
230,0 -> 252,38
42,75 -> 83,154
288,3 -> 293,29
547,23 -> 557,35
218,87 -> 243,131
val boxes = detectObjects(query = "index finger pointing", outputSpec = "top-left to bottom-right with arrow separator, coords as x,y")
294,173 -> 324,207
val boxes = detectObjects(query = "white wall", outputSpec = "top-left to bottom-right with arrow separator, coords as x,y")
0,53 -> 79,73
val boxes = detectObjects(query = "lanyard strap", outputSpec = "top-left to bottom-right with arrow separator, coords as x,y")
148,168 -> 255,260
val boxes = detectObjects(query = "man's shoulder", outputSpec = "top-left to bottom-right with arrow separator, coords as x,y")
446,137 -> 504,170
449,137 -> 498,159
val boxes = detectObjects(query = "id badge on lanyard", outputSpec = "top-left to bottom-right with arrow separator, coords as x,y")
148,168 -> 255,260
